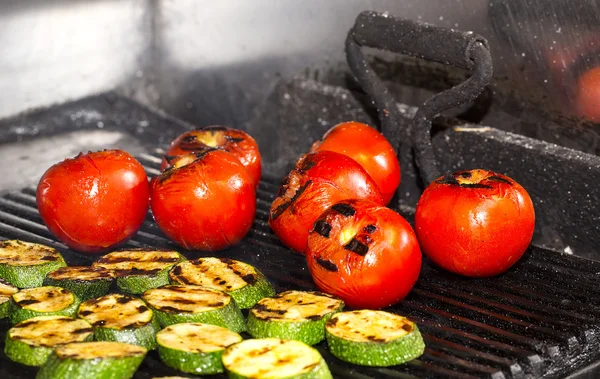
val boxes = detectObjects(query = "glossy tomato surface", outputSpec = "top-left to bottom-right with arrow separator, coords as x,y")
36,150 -> 150,254
575,66 -> 600,122
311,121 -> 401,204
269,151 -> 384,254
415,169 -> 535,277
306,199 -> 421,309
152,148 -> 256,251
161,126 -> 261,187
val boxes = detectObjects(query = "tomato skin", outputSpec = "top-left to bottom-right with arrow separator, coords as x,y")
575,67 -> 600,122
311,121 -> 401,204
306,199 -> 421,309
36,150 -> 150,254
151,149 -> 256,251
269,151 -> 384,254
161,126 -> 261,187
415,169 -> 535,277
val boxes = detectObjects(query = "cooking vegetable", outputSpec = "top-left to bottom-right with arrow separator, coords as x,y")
77,293 -> 160,350
142,285 -> 246,332
92,249 -> 185,294
35,341 -> 147,379
5,315 -> 93,366
0,240 -> 66,288
269,151 -> 384,253
246,290 -> 343,345
43,266 -> 114,300
161,126 -> 262,187
36,149 -> 150,254
222,338 -> 333,379
0,278 -> 18,319
415,170 -> 535,277
306,199 -> 421,309
151,148 -> 256,251
156,322 -> 242,375
575,66 -> 600,122
310,121 -> 401,204
168,257 -> 275,309
9,286 -> 81,324
325,310 -> 425,366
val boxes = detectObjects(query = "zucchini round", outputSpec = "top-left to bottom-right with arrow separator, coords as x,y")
77,293 -> 160,350
325,310 -> 425,366
142,285 -> 246,332
43,266 -> 114,300
5,315 -> 93,366
0,278 -> 18,319
169,257 -> 275,309
9,286 -> 80,324
0,240 -> 66,288
157,322 -> 242,375
92,248 -> 186,294
35,341 -> 147,379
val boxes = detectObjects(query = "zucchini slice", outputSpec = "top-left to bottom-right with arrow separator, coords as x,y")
0,240 -> 66,288
325,310 -> 425,366
0,278 -> 18,319
157,323 -> 242,375
5,315 -> 93,366
77,293 -> 160,350
36,341 -> 147,379
43,266 -> 114,300
222,338 -> 333,379
169,257 -> 275,309
246,290 -> 343,345
9,286 -> 80,324
92,248 -> 186,294
142,285 -> 246,332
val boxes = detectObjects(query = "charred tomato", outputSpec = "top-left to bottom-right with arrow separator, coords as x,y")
306,199 -> 421,309
161,126 -> 261,187
269,151 -> 384,254
415,169 -> 535,277
311,121 -> 401,204
36,150 -> 150,254
151,148 -> 256,251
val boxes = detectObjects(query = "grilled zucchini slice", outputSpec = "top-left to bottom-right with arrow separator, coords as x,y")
157,323 -> 242,375
0,278 -> 18,319
142,285 -> 246,332
222,338 -> 333,379
0,240 -> 66,288
246,291 -> 343,345
5,315 -> 93,366
43,266 -> 114,300
77,293 -> 160,350
169,257 -> 275,309
9,286 -> 80,324
92,248 -> 186,294
325,310 -> 425,366
36,341 -> 147,379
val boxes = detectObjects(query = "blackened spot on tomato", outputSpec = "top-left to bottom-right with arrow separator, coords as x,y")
181,135 -> 198,143
281,175 -> 290,186
458,183 -> 493,189
225,136 -> 245,143
40,255 -> 58,261
78,310 -> 93,317
316,258 -> 338,272
344,238 -> 369,256
298,159 -> 316,172
16,299 -> 40,306
202,125 -> 227,132
487,175 -> 512,185
163,155 -> 178,164
270,181 -> 311,220
364,235 -> 373,244
116,296 -> 133,304
331,203 -> 356,217
313,220 -> 332,238
437,173 -> 460,185
458,171 -> 472,178
194,147 -> 219,160
402,323 -> 414,332
242,274 -> 257,285
364,224 -> 377,233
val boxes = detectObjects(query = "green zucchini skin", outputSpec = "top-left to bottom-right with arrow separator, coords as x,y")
9,286 -> 81,325
0,240 -> 66,288
0,278 -> 18,319
93,319 -> 160,351
43,266 -> 114,300
35,341 -> 147,379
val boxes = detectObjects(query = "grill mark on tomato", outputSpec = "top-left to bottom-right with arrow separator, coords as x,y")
458,183 -> 493,189
225,136 -> 245,143
16,299 -> 40,306
437,173 -> 460,185
316,258 -> 338,272
313,220 -> 332,238
298,159 -> 316,172
344,238 -> 369,256
364,224 -> 377,233
487,175 -> 512,185
270,181 -> 311,220
457,171 -> 472,178
331,203 -> 356,217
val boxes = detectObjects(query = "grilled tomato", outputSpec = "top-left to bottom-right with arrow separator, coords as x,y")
161,126 -> 261,187
269,151 -> 384,254
151,148 -> 256,251
306,199 -> 421,309
575,66 -> 600,122
414,169 -> 535,277
36,150 -> 149,254
311,121 -> 401,204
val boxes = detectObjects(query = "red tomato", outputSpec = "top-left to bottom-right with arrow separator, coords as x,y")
151,148 -> 256,251
575,66 -> 600,122
311,121 -> 401,204
161,126 -> 261,187
269,151 -> 384,254
36,150 -> 150,254
414,169 -> 535,277
306,199 -> 421,309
